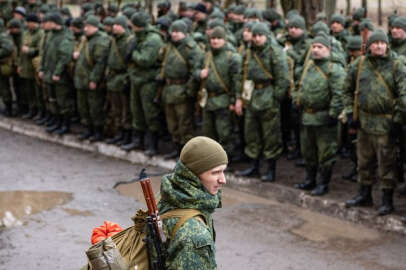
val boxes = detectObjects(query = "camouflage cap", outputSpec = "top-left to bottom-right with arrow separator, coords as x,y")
252,21 -> 271,36
311,21 -> 329,36
316,12 -> 327,22
313,32 -> 331,48
180,136 -> 228,176
194,3 -> 207,14
103,16 -> 114,26
85,15 -> 100,27
262,8 -> 281,22
131,11 -> 150,27
208,9 -> 225,21
14,6 -> 26,17
243,21 -> 255,31
48,12 -> 64,25
108,3 -> 118,13
113,15 -> 127,29
392,16 -> 406,32
244,8 -> 262,20
122,7 -> 136,19
234,5 -> 245,15
39,4 -> 50,14
71,17 -> 84,29
181,17 -> 193,33
353,7 -> 366,21
330,14 -> 345,26
286,9 -> 300,20
208,18 -> 225,30
26,14 -> 40,23
210,26 -> 226,39
170,19 -> 187,34
359,18 -> 375,31
60,7 -> 71,17
287,15 -> 306,30
8,18 -> 21,28
346,35 -> 362,50
157,16 -> 171,31
367,29 -> 388,48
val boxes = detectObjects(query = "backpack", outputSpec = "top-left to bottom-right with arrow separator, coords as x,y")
84,208 -> 205,270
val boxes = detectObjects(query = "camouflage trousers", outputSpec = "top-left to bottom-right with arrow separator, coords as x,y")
165,102 -> 194,145
357,128 -> 397,189
0,76 -> 11,103
300,124 -> 338,172
77,88 -> 105,127
19,78 -> 37,111
244,107 -> 282,160
44,82 -> 74,117
130,80 -> 161,133
104,91 -> 131,135
203,107 -> 234,155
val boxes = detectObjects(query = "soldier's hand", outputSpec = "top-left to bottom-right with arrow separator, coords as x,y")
38,71 -> 44,79
73,51 -> 80,60
89,82 -> 97,90
21,46 -> 29,54
235,99 -> 243,116
52,75 -> 60,82
200,68 -> 209,79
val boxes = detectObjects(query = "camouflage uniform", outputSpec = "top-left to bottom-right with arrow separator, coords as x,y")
0,0 -> 13,25
344,31 -> 406,215
0,19 -> 14,116
199,29 -> 241,157
158,161 -> 219,270
74,16 -> 110,140
160,22 -> 203,153
293,35 -> 345,196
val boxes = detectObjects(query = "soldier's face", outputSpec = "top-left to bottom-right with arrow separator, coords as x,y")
171,31 -> 186,42
112,24 -> 125,35
391,27 -> 406,40
288,26 -> 304,38
330,22 -> 344,33
199,164 -> 227,195
369,41 -> 387,57
27,21 -> 39,30
243,29 -> 252,42
84,24 -> 98,36
210,37 -> 226,49
253,34 -> 267,46
350,49 -> 363,57
195,11 -> 206,21
312,43 -> 331,59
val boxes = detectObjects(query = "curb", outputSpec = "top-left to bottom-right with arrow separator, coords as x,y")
1,116 -> 405,235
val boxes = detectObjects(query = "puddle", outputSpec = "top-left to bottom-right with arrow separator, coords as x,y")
0,191 -> 73,228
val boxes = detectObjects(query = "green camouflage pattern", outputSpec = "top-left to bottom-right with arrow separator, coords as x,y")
0,29 -> 14,103
18,27 -> 43,79
158,161 -> 220,270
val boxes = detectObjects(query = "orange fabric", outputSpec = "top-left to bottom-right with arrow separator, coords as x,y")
91,221 -> 123,244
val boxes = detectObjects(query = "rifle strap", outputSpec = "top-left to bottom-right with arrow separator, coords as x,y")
353,55 -> 365,121
296,59 -> 313,106
83,37 -> 94,68
367,59 -> 396,101
242,48 -> 251,89
253,51 -> 273,80
198,51 -> 211,93
208,51 -> 230,93
161,209 -> 206,240
287,57 -> 295,97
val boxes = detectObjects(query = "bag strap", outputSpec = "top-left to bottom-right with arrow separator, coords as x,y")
208,51 -> 230,93
253,52 -> 273,80
161,209 -> 206,240
296,59 -> 313,106
83,37 -> 94,68
198,51 -> 211,93
367,59 -> 395,100
353,55 -> 365,121
242,48 -> 251,90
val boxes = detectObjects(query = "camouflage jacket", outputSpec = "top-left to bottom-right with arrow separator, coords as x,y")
293,57 -> 345,126
74,30 -> 110,90
391,38 -> 406,57
40,28 -> 73,84
343,50 -> 406,135
18,27 -> 43,79
0,30 -> 14,61
199,46 -> 242,111
0,1 -> 13,24
331,29 -> 349,49
280,34 -> 312,68
129,25 -> 163,85
158,161 -> 220,270
246,39 -> 289,111
160,36 -> 203,104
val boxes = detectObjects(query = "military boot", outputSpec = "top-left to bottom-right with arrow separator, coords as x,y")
163,143 -> 181,160
78,125 -> 94,141
2,102 -> 13,117
287,148 -> 300,160
89,126 -> 103,142
261,159 -> 276,182
22,108 -> 37,120
116,129 -> 132,146
377,189 -> 394,216
121,130 -> 144,151
235,159 -> 260,177
345,185 -> 373,208
105,130 -> 124,144
46,115 -> 61,133
145,132 -> 159,157
342,163 -> 357,182
295,167 -> 317,190
54,116 -> 70,135
311,167 -> 332,196
33,109 -> 45,121
36,111 -> 50,125
45,114 -> 56,127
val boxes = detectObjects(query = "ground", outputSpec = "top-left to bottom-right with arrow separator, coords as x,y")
0,128 -> 406,270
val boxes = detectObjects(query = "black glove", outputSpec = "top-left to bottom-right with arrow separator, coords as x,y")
347,113 -> 359,129
327,116 -> 338,127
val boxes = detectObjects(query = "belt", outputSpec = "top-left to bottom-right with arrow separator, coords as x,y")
360,110 -> 392,119
166,78 -> 187,85
304,108 -> 327,114
255,81 -> 272,89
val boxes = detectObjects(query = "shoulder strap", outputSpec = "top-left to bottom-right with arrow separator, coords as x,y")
83,37 -> 94,68
367,59 -> 394,100
172,45 -> 188,66
353,56 -> 366,121
296,59 -> 313,106
161,209 -> 206,240
242,48 -> 251,89
208,51 -> 230,93
253,51 -> 273,79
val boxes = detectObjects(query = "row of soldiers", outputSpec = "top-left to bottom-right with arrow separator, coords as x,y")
1,0 -> 406,216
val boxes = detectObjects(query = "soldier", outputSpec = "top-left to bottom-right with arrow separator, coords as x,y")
262,8 -> 285,40
236,22 -> 289,182
351,7 -> 366,36
38,12 -> 74,135
18,14 -> 43,120
344,30 -> 406,216
199,26 -> 242,159
103,16 -> 114,35
104,16 -> 132,146
158,20 -> 202,159
107,4 -> 119,18
0,18 -> 15,116
329,14 -> 350,49
74,15 -> 110,141
158,136 -> 227,269
193,3 -> 208,35
293,33 -> 345,196
0,0 -> 13,25
390,17 -> 406,56
121,11 -> 164,156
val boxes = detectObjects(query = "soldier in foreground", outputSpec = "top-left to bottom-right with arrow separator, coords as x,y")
158,136 -> 227,269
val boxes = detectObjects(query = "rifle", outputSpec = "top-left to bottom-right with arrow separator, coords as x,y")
140,169 -> 167,270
